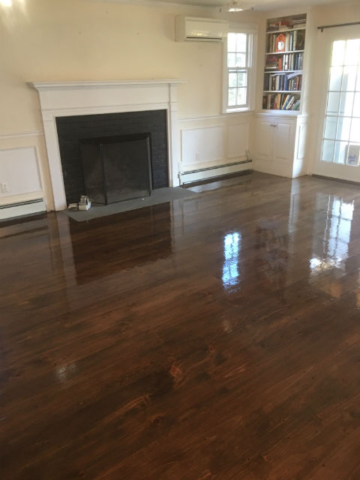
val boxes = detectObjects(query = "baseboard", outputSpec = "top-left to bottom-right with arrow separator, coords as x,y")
182,170 -> 252,187
180,160 -> 252,184
312,174 -> 360,186
0,198 -> 46,221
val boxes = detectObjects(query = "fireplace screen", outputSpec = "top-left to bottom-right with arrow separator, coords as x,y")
80,134 -> 152,205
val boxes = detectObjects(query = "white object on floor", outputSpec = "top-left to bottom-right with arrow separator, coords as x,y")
78,196 -> 91,211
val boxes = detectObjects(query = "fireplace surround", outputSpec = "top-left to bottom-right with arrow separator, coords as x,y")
30,80 -> 185,211
56,110 -> 168,204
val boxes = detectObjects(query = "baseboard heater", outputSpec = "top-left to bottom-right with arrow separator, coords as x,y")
0,198 -> 46,221
180,159 -> 252,185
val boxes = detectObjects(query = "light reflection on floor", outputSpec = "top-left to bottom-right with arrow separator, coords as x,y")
311,194 -> 354,274
222,232 -> 241,288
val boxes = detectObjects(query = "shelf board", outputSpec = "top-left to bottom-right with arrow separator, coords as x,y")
261,109 -> 300,115
263,91 -> 302,94
266,27 -> 306,34
264,70 -> 303,74
266,50 -> 305,55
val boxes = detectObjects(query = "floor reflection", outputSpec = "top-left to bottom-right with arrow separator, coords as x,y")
255,221 -> 289,299
311,194 -> 354,274
69,203 -> 173,284
310,193 -> 356,300
222,232 -> 241,288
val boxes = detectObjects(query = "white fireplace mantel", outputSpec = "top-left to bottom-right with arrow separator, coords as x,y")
30,79 -> 186,211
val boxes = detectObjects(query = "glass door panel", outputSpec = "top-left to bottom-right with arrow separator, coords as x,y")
321,38 -> 360,167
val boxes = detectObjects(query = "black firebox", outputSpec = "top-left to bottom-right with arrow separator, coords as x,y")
56,110 -> 169,205
80,134 -> 152,205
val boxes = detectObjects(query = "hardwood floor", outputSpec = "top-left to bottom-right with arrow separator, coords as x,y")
2,172 -> 360,479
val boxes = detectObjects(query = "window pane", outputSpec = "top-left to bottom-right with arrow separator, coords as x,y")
339,92 -> 354,115
344,39 -> 360,66
347,144 -> 360,166
228,88 -> 237,106
322,140 -> 335,162
341,66 -> 357,91
235,53 -> 246,67
332,41 -> 346,66
329,67 -> 343,91
327,92 -> 340,114
336,117 -> 351,141
228,33 -> 237,52
324,116 -> 337,139
350,118 -> 360,142
334,141 -> 347,164
237,72 -> 247,87
237,88 -> 247,105
236,34 -> 247,52
229,72 -> 237,87
354,93 -> 360,117
228,53 -> 236,68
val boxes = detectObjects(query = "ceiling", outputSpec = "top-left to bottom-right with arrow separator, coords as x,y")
145,0 -> 354,11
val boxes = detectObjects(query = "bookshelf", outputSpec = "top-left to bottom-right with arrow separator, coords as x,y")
263,14 -> 307,113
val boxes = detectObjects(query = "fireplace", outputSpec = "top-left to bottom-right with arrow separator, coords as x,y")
80,134 -> 152,204
30,80 -> 183,211
56,110 -> 168,205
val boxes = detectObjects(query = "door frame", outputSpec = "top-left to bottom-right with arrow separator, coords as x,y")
312,26 -> 360,182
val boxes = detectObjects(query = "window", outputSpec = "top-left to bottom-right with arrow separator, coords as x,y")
321,39 -> 360,166
224,31 -> 254,112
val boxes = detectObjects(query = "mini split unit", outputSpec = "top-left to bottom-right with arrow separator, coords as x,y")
175,16 -> 229,42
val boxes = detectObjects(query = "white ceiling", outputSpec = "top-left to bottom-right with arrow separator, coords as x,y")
145,0 -> 354,11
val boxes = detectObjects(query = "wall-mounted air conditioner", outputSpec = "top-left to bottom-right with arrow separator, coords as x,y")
175,16 -> 229,43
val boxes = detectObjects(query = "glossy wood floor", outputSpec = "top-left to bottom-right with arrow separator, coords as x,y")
2,172 -> 360,479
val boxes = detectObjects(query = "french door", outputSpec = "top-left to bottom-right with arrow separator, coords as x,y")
314,27 -> 360,181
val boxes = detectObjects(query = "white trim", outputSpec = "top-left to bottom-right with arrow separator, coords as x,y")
179,111 -> 254,122
31,80 -> 183,211
222,29 -> 257,114
0,200 -> 46,221
40,102 -> 171,116
29,79 -> 186,90
180,161 -> 252,183
0,131 -> 44,140
0,191 -> 43,207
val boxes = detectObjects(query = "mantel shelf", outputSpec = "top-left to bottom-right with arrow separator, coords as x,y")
29,79 -> 187,91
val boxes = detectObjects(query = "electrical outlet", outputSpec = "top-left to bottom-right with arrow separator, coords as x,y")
1,182 -> 9,193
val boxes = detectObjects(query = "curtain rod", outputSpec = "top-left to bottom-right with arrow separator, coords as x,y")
318,22 -> 360,32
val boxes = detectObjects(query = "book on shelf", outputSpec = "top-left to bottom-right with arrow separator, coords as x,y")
265,53 -> 303,71
262,93 -> 301,111
265,55 -> 281,70
267,30 -> 305,53
264,72 -> 302,92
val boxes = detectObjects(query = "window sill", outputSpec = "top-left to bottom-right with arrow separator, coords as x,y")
224,108 -> 254,114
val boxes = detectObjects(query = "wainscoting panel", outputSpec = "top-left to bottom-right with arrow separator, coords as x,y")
179,113 -> 254,181
0,147 -> 43,204
228,123 -> 250,159
181,126 -> 223,167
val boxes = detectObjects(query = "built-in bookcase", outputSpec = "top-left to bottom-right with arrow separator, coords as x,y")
263,14 -> 307,113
